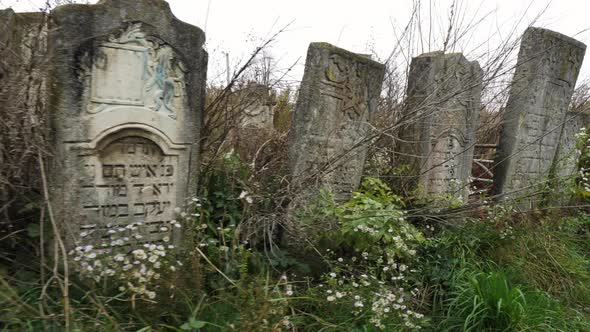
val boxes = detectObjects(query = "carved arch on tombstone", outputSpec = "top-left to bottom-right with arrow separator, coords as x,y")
72,126 -> 184,246
90,125 -> 186,156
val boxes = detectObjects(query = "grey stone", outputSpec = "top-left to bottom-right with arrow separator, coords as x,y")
493,27 -> 586,207
548,111 -> 590,207
397,52 -> 482,201
238,83 -> 275,129
0,9 -> 48,204
47,0 -> 207,249
553,111 -> 590,182
288,42 -> 385,200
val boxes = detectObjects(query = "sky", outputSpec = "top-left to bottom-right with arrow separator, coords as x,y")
4,0 -> 590,88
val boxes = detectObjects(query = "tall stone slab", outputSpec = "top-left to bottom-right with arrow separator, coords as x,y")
288,43 -> 385,200
0,9 -> 48,210
48,0 -> 207,249
493,27 -> 586,206
397,52 -> 482,201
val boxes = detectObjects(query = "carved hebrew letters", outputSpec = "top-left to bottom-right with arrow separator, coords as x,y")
79,137 -> 178,244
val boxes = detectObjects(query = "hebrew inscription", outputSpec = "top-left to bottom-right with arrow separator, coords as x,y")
48,0 -> 206,252
78,136 -> 178,245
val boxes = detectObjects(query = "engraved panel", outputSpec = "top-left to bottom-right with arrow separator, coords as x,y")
91,43 -> 146,105
77,136 -> 178,245
320,54 -> 369,121
85,23 -> 188,120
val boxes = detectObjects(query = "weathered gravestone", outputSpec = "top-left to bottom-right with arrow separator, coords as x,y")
288,43 -> 385,200
493,27 -> 586,207
0,9 -> 48,208
397,52 -> 482,201
231,83 -> 276,166
48,0 -> 207,249
554,112 -> 590,182
238,83 -> 275,130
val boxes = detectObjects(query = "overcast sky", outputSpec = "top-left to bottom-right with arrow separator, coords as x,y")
5,0 -> 590,88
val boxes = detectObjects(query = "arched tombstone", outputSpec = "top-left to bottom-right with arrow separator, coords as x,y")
48,0 -> 207,249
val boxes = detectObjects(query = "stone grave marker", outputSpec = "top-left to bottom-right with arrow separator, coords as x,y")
48,0 -> 207,249
238,83 -> 275,130
0,9 -> 48,205
554,112 -> 590,181
288,43 -> 385,200
397,52 -> 482,201
493,27 -> 586,206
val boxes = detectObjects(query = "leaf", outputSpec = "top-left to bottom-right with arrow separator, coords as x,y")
189,318 -> 206,329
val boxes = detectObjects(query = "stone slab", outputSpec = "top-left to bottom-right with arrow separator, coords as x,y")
493,27 -> 586,206
397,52 -> 482,201
0,9 -> 48,207
288,42 -> 385,200
48,0 -> 207,249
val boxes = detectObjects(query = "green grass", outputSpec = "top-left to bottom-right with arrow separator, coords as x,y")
418,213 -> 590,331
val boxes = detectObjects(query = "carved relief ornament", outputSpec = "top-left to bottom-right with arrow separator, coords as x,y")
84,23 -> 187,119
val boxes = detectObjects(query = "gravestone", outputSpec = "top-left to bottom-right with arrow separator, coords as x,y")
48,0 -> 207,249
493,27 -> 586,206
239,83 -> 275,129
0,9 -> 48,209
397,52 -> 482,201
288,43 -> 385,200
231,83 -> 276,166
550,111 -> 590,204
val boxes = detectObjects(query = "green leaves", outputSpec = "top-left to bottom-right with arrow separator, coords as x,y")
180,317 -> 206,330
339,178 -> 423,259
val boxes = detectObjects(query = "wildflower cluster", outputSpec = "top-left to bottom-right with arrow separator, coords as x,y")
340,178 -> 425,263
499,225 -> 515,240
485,203 -> 516,224
314,251 -> 426,330
304,178 -> 429,329
70,212 -> 185,301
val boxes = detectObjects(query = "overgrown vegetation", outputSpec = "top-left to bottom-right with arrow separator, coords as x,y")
3,0 -> 590,331
3,166 -> 590,330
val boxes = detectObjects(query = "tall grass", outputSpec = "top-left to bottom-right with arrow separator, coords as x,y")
420,213 -> 590,331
